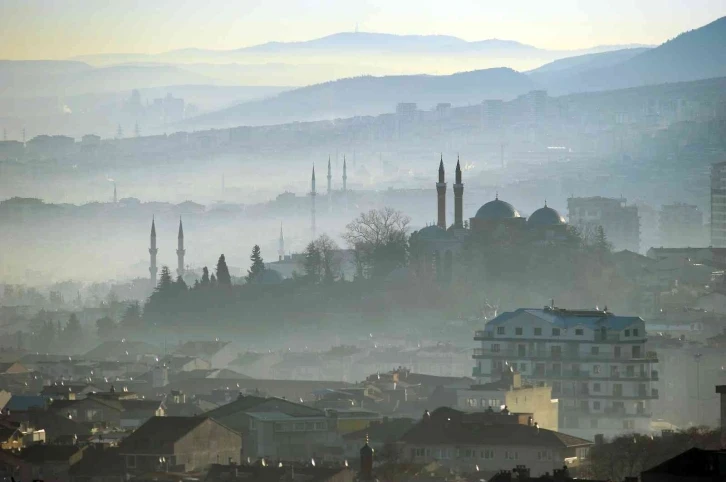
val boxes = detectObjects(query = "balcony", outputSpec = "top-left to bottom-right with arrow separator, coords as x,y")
474,330 -> 492,340
472,347 -> 658,363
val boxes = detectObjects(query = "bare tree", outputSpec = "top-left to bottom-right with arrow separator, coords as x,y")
343,208 -> 410,279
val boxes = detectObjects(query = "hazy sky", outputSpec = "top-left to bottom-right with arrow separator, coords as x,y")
2,0 -> 724,60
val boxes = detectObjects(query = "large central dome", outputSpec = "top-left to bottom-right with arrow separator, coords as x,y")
475,198 -> 521,219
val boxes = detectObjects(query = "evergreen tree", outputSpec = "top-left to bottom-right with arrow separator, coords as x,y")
302,242 -> 322,282
246,245 -> 266,283
175,275 -> 188,292
210,274 -> 217,286
201,266 -> 210,286
120,301 -> 143,329
96,316 -> 116,340
157,266 -> 173,293
66,313 -> 82,335
216,255 -> 232,286
594,225 -> 612,253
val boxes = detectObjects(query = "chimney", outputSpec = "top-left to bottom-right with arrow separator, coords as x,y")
717,385 -> 726,446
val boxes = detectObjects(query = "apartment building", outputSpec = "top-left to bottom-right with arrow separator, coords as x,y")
567,196 -> 640,252
711,161 -> 726,248
473,306 -> 658,440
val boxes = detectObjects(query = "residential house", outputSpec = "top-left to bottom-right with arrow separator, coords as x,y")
174,341 -> 238,369
456,369 -> 559,432
341,417 -> 415,460
204,395 -> 338,460
41,383 -> 100,400
15,444 -> 85,482
399,407 -> 592,477
0,362 -> 28,375
68,445 -> 125,482
49,389 -> 164,429
119,416 -> 241,473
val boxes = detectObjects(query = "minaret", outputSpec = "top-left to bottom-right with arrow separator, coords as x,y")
311,165 -> 317,240
176,217 -> 185,278
278,224 -> 285,261
327,156 -> 332,213
437,155 -> 447,229
343,156 -> 348,192
454,156 -> 464,229
149,217 -> 158,286
113,182 -> 117,204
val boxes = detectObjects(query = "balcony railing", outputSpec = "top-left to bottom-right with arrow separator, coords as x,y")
472,348 -> 658,363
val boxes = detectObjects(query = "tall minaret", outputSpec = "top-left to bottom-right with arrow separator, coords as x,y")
327,156 -> 332,213
149,217 -> 158,286
311,165 -> 317,240
113,182 -> 117,204
454,156 -> 464,229
278,224 -> 285,261
343,156 -> 348,192
176,217 -> 185,278
437,155 -> 447,229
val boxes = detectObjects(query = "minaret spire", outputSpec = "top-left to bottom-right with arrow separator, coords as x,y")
278,224 -> 285,261
149,217 -> 158,286
454,155 -> 464,229
176,217 -> 185,278
436,156 -> 447,229
311,165 -> 317,240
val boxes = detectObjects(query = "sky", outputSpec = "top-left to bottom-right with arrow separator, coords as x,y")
1,0 -> 724,60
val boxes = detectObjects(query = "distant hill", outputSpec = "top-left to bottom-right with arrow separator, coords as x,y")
0,61 -> 216,98
541,16 -> 726,94
182,68 -> 536,129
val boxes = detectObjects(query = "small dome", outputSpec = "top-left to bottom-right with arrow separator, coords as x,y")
475,198 -> 520,219
415,225 -> 450,240
528,204 -> 566,227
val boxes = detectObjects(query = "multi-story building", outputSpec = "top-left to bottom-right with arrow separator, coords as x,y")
659,203 -> 705,247
472,306 -> 658,440
567,196 -> 640,252
711,161 -> 726,248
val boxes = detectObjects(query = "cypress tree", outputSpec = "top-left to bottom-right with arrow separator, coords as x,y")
246,245 -> 266,283
216,255 -> 232,286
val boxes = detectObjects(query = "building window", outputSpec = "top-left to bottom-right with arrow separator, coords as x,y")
591,346 -> 599,355
481,449 -> 495,459
594,383 -> 601,392
126,455 -> 136,469
491,344 -> 500,353
552,328 -> 561,336
467,398 -> 478,407
497,327 -> 505,335
534,328 -> 542,336
505,450 -> 519,460
515,327 -> 523,335
519,363 -> 527,372
593,401 -> 601,410
293,422 -> 305,431
633,328 -> 639,336
315,422 -> 327,430
624,329 -> 630,337
623,420 -> 635,430
575,328 -> 584,335
413,448 -> 425,457
552,381 -> 561,394
593,365 -> 601,374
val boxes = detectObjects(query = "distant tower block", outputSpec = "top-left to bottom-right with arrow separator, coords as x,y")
176,217 -> 185,278
454,156 -> 464,229
311,165 -> 317,240
149,217 -> 158,286
327,156 -> 332,213
437,156 -> 447,229
278,224 -> 285,261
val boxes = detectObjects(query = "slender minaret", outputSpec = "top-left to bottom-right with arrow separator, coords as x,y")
343,156 -> 348,192
437,155 -> 447,229
327,156 -> 332,213
278,224 -> 285,261
311,165 -> 317,240
149,217 -> 158,286
454,156 -> 464,229
176,217 -> 185,278
113,182 -> 117,204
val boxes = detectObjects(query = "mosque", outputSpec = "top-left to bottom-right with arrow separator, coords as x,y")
411,157 -> 570,279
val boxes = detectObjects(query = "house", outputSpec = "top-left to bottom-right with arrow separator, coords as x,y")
84,341 -> 160,362
41,383 -> 101,400
399,407 -> 592,477
0,362 -> 28,375
15,444 -> 85,482
49,389 -> 164,429
6,410 -> 91,443
5,395 -> 46,412
119,416 -> 241,473
68,445 -> 125,482
174,341 -> 238,369
456,369 -> 559,431
341,417 -> 415,460
640,447 -> 726,481
161,355 -> 212,372
204,395 -> 337,460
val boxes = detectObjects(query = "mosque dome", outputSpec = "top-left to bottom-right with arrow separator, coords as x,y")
415,225 -> 450,240
527,203 -> 566,227
474,197 -> 521,220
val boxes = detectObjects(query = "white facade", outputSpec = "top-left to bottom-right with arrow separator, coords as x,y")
473,307 -> 658,440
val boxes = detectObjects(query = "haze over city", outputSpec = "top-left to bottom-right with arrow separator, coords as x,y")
1,2 -> 726,481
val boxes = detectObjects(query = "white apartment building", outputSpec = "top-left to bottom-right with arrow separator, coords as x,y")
473,306 -> 658,440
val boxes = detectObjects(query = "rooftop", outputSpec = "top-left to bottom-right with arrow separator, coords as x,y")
486,307 -> 642,331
